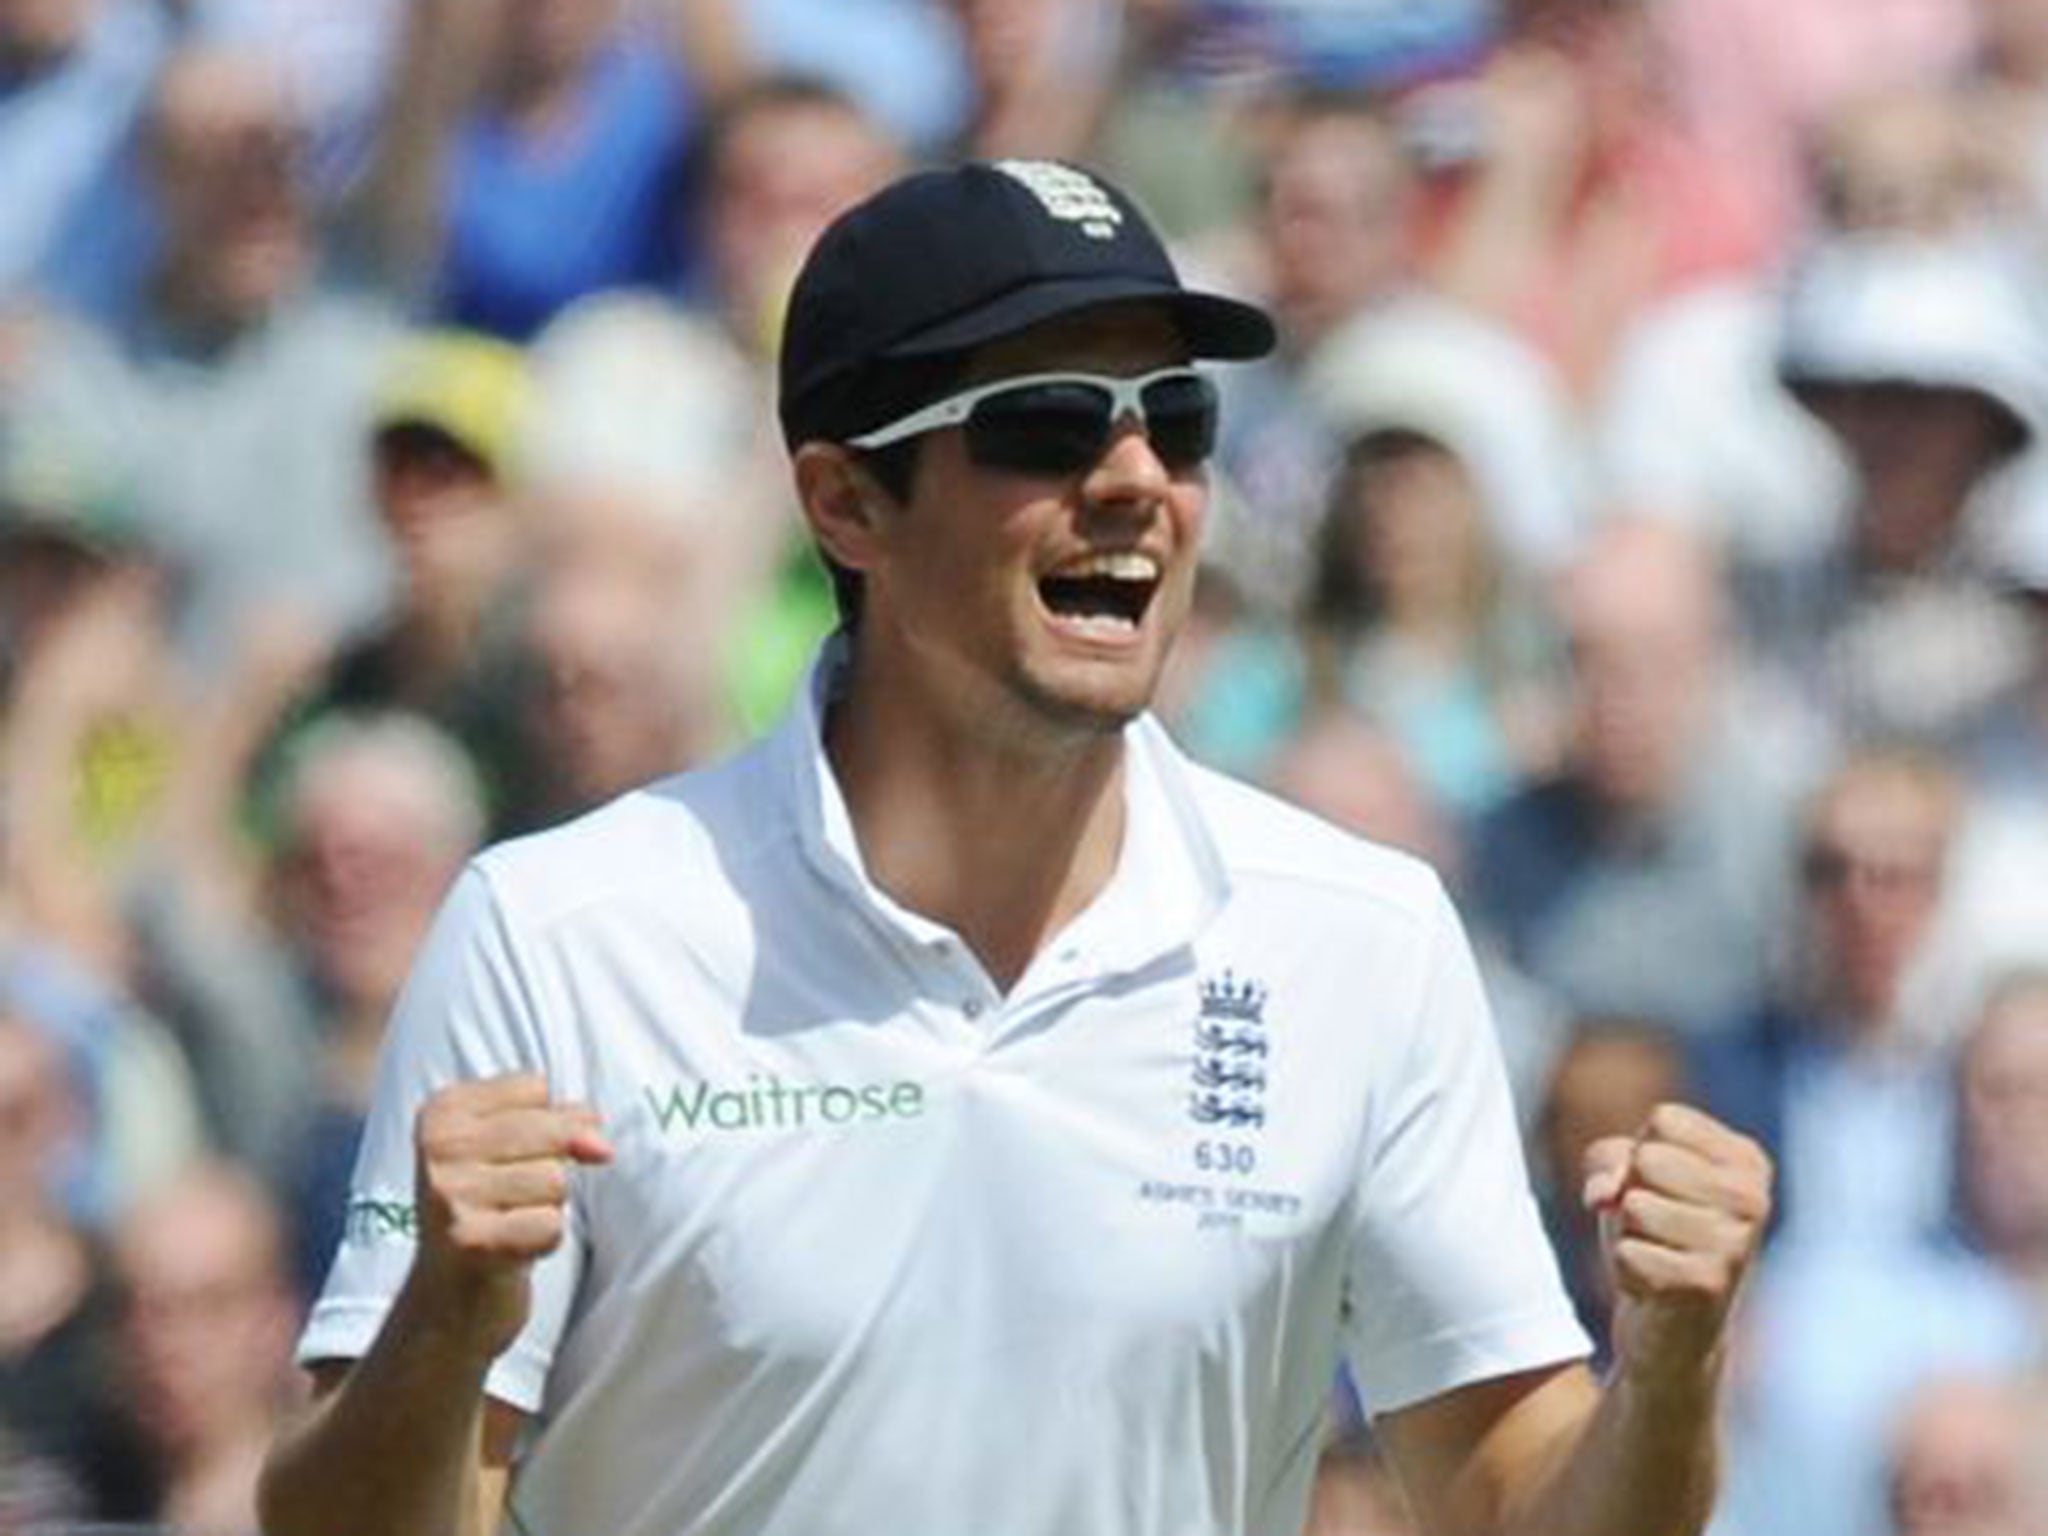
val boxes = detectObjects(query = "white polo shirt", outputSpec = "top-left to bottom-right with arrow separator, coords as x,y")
302,651 -> 1587,1536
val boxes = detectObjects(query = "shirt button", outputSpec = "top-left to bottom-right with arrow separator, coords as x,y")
963,999 -> 985,1020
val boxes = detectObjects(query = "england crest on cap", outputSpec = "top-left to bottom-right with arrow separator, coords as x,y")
991,160 -> 1126,240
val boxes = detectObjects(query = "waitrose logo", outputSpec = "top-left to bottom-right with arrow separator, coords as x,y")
645,1074 -> 926,1135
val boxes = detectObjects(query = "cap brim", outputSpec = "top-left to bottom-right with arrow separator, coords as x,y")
884,276 -> 1276,363
372,415 -> 501,474
1781,367 -> 2035,454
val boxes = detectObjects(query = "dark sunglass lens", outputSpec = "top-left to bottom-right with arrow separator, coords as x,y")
1140,375 -> 1218,468
965,382 -> 1111,475
1800,846 -> 1849,890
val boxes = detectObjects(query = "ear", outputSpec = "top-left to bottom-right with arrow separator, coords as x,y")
792,442 -> 894,577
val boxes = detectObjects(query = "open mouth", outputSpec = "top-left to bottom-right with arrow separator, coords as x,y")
1037,551 -> 1161,635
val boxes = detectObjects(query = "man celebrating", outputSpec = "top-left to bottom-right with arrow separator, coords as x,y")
259,161 -> 1770,1536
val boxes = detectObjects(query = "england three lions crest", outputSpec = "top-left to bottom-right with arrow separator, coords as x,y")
1189,970 -> 1271,1129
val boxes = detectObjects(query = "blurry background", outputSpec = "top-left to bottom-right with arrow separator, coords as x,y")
3,1 -> 2048,1532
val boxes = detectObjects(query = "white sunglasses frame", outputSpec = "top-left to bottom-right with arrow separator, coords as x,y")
845,366 -> 1214,453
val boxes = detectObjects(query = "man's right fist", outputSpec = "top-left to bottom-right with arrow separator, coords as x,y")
408,1073 -> 613,1360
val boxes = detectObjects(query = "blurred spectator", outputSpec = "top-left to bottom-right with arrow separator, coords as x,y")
1718,969 -> 2048,1536
1248,93 -> 1415,360
520,547 -> 725,823
1691,749 -> 1968,1249
0,433 -> 314,1215
1774,231 -> 2048,746
1657,0 -> 1975,252
1901,793 -> 2048,1079
1261,706 -> 1455,874
1591,269 -> 1851,637
0,406 -> 305,1197
1592,89 -> 2013,665
1171,397 -> 1569,812
267,711 -> 483,1293
355,0 -> 700,340
1150,565 -> 1296,778
0,1013 -> 158,1524
1416,0 -> 1776,396
689,74 -> 901,365
514,293 -> 770,824
1962,482 -> 2048,797
1974,0 -> 2048,236
190,0 -> 404,201
0,423 -> 180,982
727,0 -> 971,153
116,1160 -> 300,1536
1136,0 -> 1494,95
271,327 -> 542,837
0,947 -> 206,1233
1466,517 -> 1802,1037
1779,233 -> 2043,570
1886,1373 -> 2048,1536
0,0 -> 173,302
1530,1016 -> 1684,1360
1810,86 -> 2005,238
1203,90 -> 1420,610
1304,282 -> 1589,595
1107,0 -> 1499,233
945,0 -> 1123,161
5,41 -> 403,671
1295,424 -> 1565,825
1952,969 -> 2048,1305
1206,91 -> 1585,614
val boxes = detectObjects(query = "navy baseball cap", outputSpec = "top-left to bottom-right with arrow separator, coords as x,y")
778,159 -> 1276,447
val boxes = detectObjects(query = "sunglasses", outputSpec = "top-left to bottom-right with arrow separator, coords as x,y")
847,367 -> 1219,477
1799,844 -> 1942,896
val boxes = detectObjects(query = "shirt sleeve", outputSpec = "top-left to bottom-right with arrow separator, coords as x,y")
296,862 -> 587,1413
1341,879 -> 1590,1417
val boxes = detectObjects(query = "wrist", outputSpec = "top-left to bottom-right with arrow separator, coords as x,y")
393,1259 -> 523,1375
1611,1335 -> 1727,1417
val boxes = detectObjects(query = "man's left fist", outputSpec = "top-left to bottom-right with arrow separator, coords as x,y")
1583,1102 -> 1773,1390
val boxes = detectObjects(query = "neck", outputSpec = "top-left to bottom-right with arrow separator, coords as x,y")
492,50 -> 584,127
1380,597 -> 1476,657
395,571 -> 507,679
160,1420 -> 272,1536
824,653 -> 1129,991
152,256 -> 276,348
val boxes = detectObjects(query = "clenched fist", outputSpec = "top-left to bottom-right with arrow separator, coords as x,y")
408,1073 -> 613,1361
1584,1103 -> 1772,1396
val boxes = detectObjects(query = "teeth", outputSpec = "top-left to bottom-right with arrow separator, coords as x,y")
1055,552 -> 1159,582
1064,613 -> 1137,635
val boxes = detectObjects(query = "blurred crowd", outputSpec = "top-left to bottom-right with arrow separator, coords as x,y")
3,0 -> 2048,1533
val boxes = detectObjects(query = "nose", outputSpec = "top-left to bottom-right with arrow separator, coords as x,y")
1082,420 -> 1176,511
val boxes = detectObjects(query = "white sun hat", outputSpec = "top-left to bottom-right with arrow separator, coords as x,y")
1301,293 -> 1591,574
525,293 -> 771,525
1776,231 -> 2048,450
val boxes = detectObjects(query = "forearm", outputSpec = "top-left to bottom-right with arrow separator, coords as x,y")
262,1074 -> 606,1536
0,692 -> 130,977
258,1274 -> 505,1536
1508,1357 -> 1722,1536
1388,1109 -> 1765,1536
337,0 -> 485,284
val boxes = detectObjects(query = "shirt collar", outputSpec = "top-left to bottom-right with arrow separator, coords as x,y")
773,634 -> 1230,976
